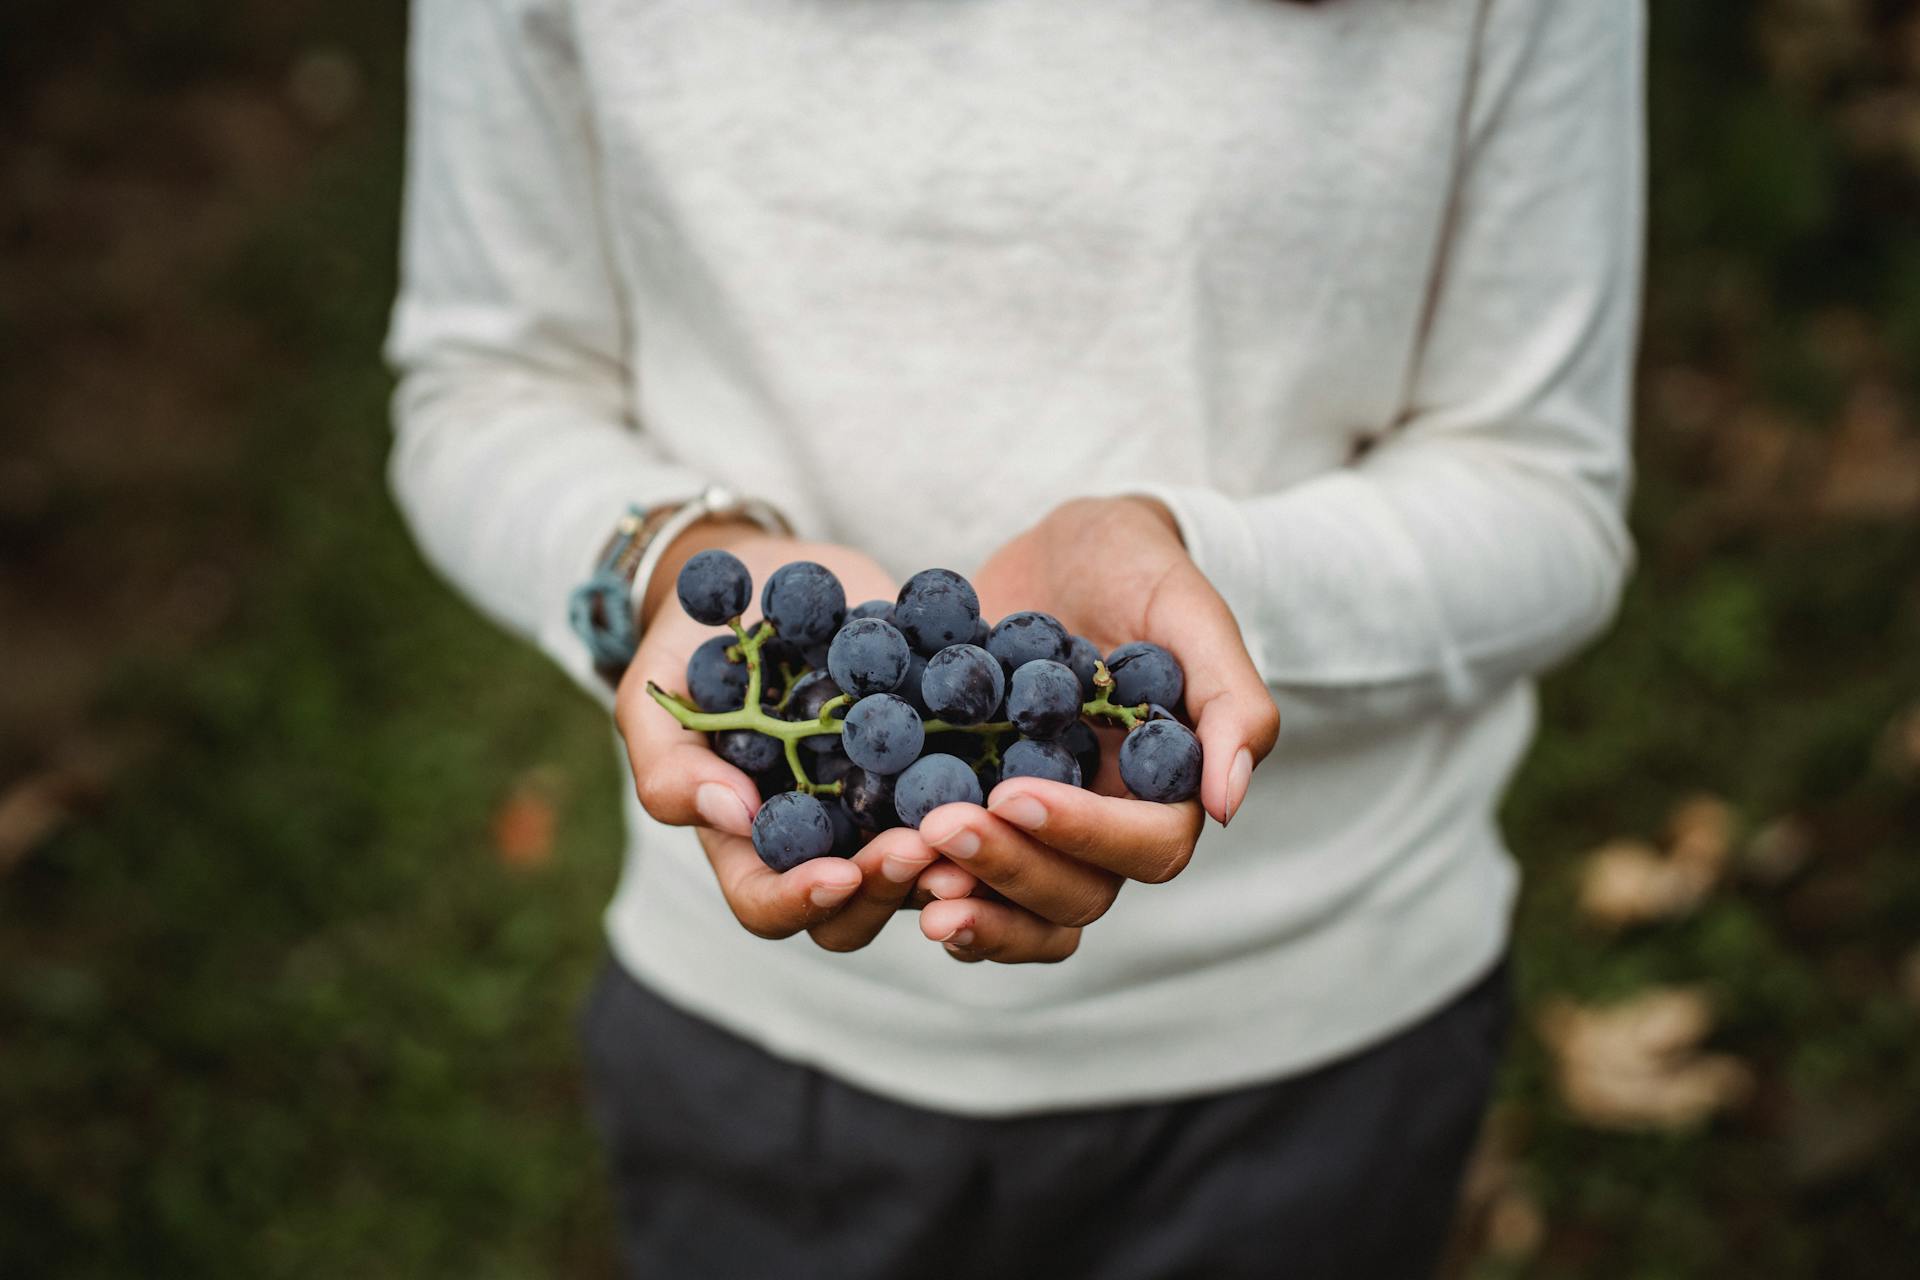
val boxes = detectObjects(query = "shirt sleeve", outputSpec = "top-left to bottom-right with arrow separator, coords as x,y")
1138,0 -> 1646,738
385,0 -> 707,699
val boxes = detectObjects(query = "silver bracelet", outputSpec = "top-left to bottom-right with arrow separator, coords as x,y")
569,486 -> 793,685
629,485 -> 792,635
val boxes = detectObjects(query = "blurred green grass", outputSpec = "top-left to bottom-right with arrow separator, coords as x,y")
3,2 -> 1918,1277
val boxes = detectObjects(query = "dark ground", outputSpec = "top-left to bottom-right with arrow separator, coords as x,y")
3,2 -> 1918,1276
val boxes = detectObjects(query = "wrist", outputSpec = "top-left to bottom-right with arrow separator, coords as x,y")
1113,495 -> 1182,546
1043,495 -> 1184,553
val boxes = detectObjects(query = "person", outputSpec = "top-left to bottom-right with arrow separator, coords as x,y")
386,0 -> 1643,1274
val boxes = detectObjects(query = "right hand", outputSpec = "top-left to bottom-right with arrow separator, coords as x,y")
613,524 -> 946,952
901,495 -> 1279,964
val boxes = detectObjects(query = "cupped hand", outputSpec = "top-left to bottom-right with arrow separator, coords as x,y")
613,524 -> 935,952
908,496 -> 1281,964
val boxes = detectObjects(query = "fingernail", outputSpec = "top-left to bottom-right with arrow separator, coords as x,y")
990,795 -> 1047,832
919,816 -> 965,847
942,927 -> 974,948
696,783 -> 751,835
932,829 -> 980,860
881,851 -> 932,883
1224,748 -> 1253,827
810,878 -> 859,908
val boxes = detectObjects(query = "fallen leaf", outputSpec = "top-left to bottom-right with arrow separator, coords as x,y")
1815,384 -> 1920,520
1711,405 -> 1801,502
1484,1188 -> 1546,1264
1784,1091 -> 1896,1188
1876,701 -> 1920,780
0,772 -> 81,873
1537,988 -> 1754,1131
1839,88 -> 1920,162
1577,841 -> 1713,929
491,769 -> 565,870
1578,839 -> 1701,928
1649,365 -> 1731,436
1741,816 -> 1816,886
1668,793 -> 1735,873
1805,307 -> 1880,376
1757,0 -> 1870,92
1576,796 -> 1737,929
1443,1106 -> 1540,1276
285,48 -> 363,129
0,742 -> 118,874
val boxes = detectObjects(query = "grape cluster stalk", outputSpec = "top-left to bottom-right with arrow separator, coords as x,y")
647,621 -> 1152,797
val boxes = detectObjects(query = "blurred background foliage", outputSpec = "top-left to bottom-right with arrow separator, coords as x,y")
1,0 -> 1916,1276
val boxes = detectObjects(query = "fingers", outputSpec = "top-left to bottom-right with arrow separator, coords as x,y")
918,803 -> 1122,927
916,858 -> 980,903
1141,562 -> 1282,826
614,675 -> 759,837
806,829 -> 940,952
983,779 -> 1204,884
697,827 -> 863,940
920,897 -> 1081,964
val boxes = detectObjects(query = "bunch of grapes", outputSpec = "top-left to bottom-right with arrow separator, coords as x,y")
649,552 -> 1204,872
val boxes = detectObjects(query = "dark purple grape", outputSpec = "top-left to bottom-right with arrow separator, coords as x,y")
920,644 -> 1004,726
841,693 -> 925,775
1059,720 -> 1101,787
751,791 -> 838,870
676,549 -> 752,625
924,730 -> 988,763
1007,660 -> 1081,740
1118,718 -> 1203,803
785,667 -> 840,716
755,770 -> 795,802
1000,737 -> 1081,787
686,635 -> 749,711
827,618 -> 911,697
762,636 -> 804,669
1065,635 -> 1102,699
810,741 -> 852,781
969,614 -> 991,647
897,650 -> 931,717
785,670 -> 849,757
761,561 -> 846,645
986,611 -> 1070,675
826,796 -> 863,855
1106,641 -> 1185,713
893,568 -> 981,655
848,599 -> 894,623
712,729 -> 781,774
759,637 -> 805,701
813,750 -> 857,787
893,754 -> 984,828
842,767 -> 899,831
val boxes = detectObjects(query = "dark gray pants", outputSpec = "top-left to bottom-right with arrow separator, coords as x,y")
581,957 -> 1509,1280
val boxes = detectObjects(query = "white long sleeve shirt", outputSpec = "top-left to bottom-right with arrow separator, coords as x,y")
388,0 -> 1643,1115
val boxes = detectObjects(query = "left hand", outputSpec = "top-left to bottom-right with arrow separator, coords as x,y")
908,496 -> 1282,964
615,527 -> 937,953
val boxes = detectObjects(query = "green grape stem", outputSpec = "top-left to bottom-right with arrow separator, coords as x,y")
647,625 -> 1147,793
1081,658 -> 1150,729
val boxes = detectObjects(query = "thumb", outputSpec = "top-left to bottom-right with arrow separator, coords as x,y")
1141,562 -> 1280,827
614,672 -> 761,837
